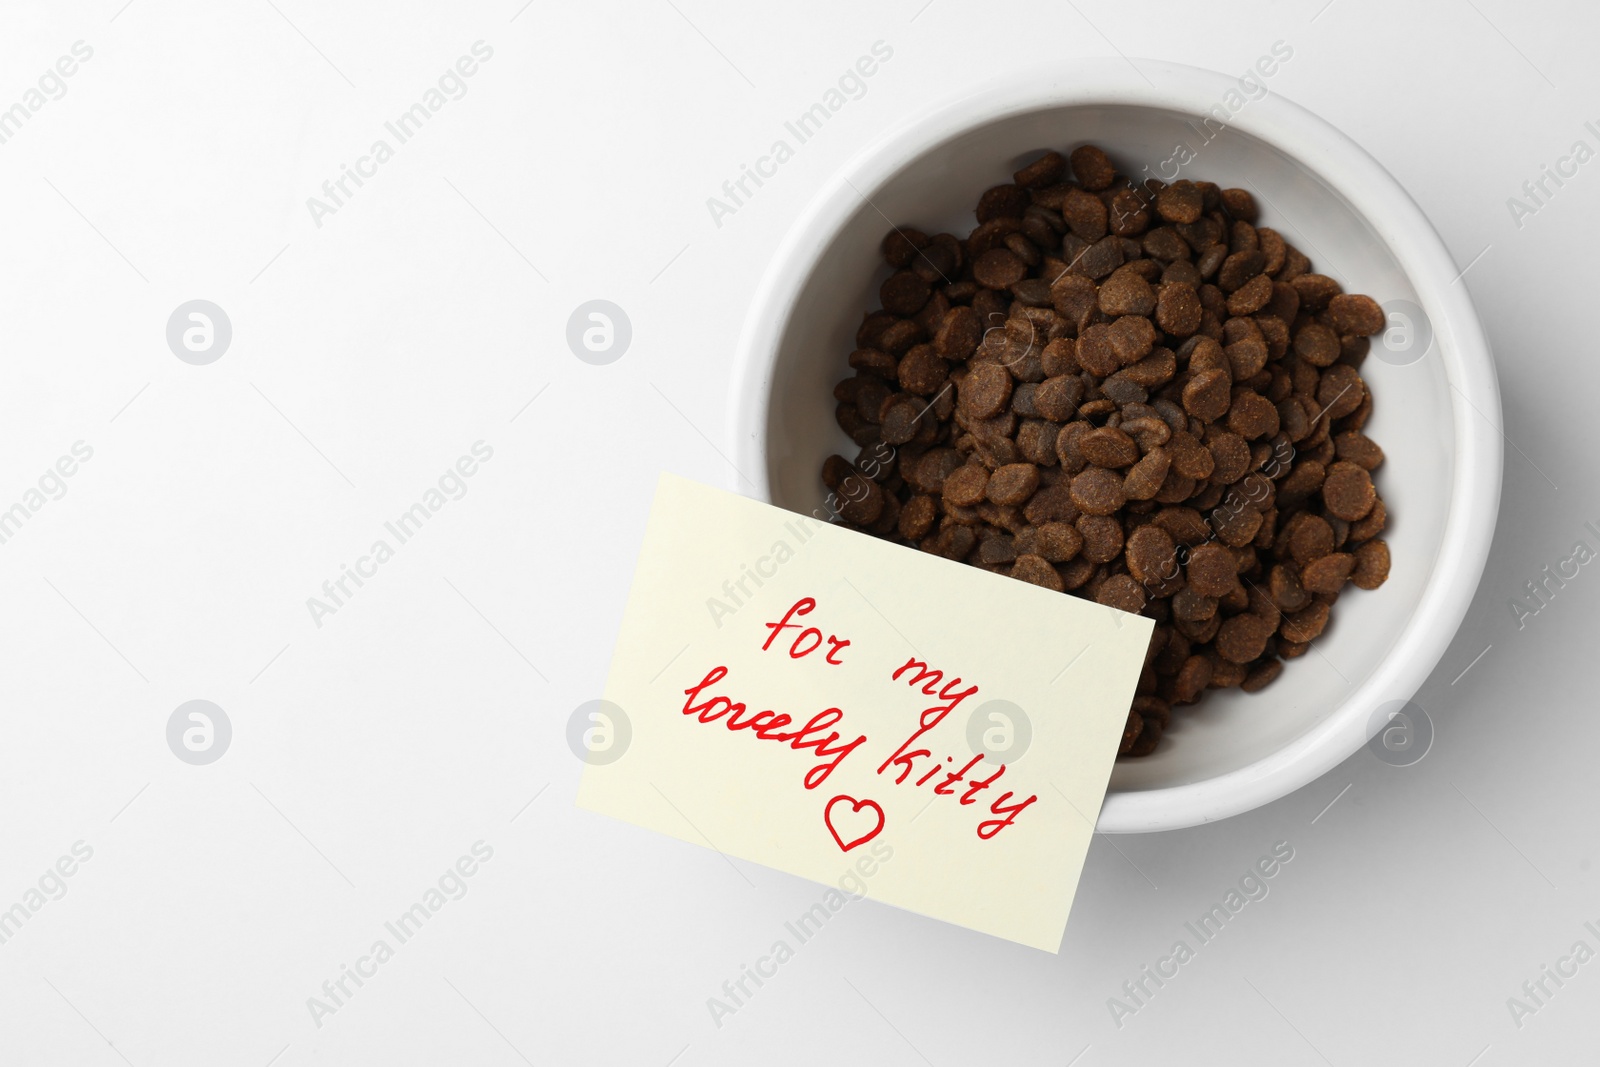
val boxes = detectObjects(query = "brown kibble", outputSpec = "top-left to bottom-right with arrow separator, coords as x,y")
1324,293 -> 1386,336
1175,655 -> 1214,702
1061,186 -> 1109,242
824,143 -> 1394,753
987,463 -> 1041,506
1124,448 -> 1172,500
976,184 -> 1030,223
1076,323 -> 1121,377
881,228 -> 927,268
1227,391 -> 1280,440
1099,271 -> 1156,317
1301,552 -> 1355,595
942,462 -> 990,507
1216,613 -> 1274,664
1156,180 -> 1204,224
1034,375 -> 1084,421
1334,431 -> 1385,470
934,305 -> 983,361
1070,144 -> 1117,190
1126,525 -> 1177,584
1077,514 -> 1124,563
1118,706 -> 1144,755
1070,466 -> 1127,516
1294,322 -> 1342,367
1280,601 -> 1330,643
1097,574 -> 1146,615
1156,282 -> 1203,337
1288,514 -> 1335,564
898,494 -> 937,540
1183,369 -> 1233,422
1352,539 -> 1390,589
1011,553 -> 1065,592
974,248 -> 1027,289
1187,543 -> 1238,598
897,346 -> 947,396
959,362 -> 1013,418
1241,658 -> 1282,692
1291,273 -> 1342,310
1031,521 -> 1084,562
1014,150 -> 1067,188
1220,187 -> 1258,222
880,271 -> 931,316
1080,427 -> 1140,468
1227,273 -> 1274,315
1217,250 -> 1266,293
1322,461 -> 1376,521
837,471 -> 884,526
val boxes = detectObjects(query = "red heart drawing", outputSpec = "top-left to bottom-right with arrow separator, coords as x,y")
824,795 -> 885,852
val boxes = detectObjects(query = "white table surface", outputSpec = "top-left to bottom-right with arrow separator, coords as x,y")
1,1 -> 1594,1063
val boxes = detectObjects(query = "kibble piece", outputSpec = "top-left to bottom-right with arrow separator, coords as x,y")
1069,144 -> 1117,190
1156,180 -> 1204,224
881,228 -> 927,268
1352,540 -> 1390,589
1334,431 -> 1385,470
1033,521 -> 1084,562
1097,574 -> 1147,615
1061,186 -> 1109,242
880,271 -> 931,316
1217,250 -> 1266,292
1300,552 -> 1355,595
1156,282 -> 1203,337
1076,323 -> 1121,377
1014,150 -> 1067,188
1288,514 -> 1335,564
897,345 -> 947,396
959,362 -> 1013,418
1241,658 -> 1283,692
1216,613 -> 1274,664
1227,392 -> 1280,440
1124,448 -> 1172,500
974,248 -> 1027,290
1221,187 -> 1258,222
987,463 -> 1040,506
1070,467 -> 1127,516
1322,461 -> 1376,521
1080,427 -> 1140,468
1324,293 -> 1386,336
1174,655 -> 1214,702
1011,553 -> 1065,591
1125,525 -> 1177,584
1187,543 -> 1238,598
1291,273 -> 1342,310
1099,271 -> 1157,317
1183,369 -> 1233,422
942,463 -> 990,507
1034,375 -> 1084,421
934,305 -> 983,361
1350,498 -> 1387,542
837,472 -> 884,526
1280,601 -> 1330,643
1077,514 -> 1124,563
1227,273 -> 1274,315
898,494 -> 937,540
1293,322 -> 1342,367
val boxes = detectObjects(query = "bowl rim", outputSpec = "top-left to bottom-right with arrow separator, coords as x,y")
727,57 -> 1503,833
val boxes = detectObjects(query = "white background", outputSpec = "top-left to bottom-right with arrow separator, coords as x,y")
0,0 -> 1595,1064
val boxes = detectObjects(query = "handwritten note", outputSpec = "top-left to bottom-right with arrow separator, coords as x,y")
576,473 -> 1153,952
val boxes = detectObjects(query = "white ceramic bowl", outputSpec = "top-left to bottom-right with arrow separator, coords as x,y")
728,59 -> 1501,833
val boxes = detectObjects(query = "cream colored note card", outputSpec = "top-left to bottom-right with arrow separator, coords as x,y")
576,473 -> 1154,952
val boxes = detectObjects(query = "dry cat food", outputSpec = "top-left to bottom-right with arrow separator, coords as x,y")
822,143 -> 1391,757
